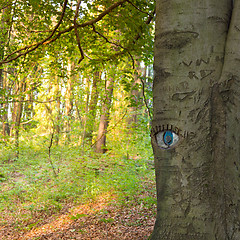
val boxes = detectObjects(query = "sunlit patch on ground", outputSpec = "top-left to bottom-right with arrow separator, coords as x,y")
20,192 -> 115,240
0,185 -> 156,240
0,149 -> 156,240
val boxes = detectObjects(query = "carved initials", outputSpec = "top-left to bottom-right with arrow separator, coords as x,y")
188,70 -> 215,80
180,58 -> 210,67
196,58 -> 210,66
159,82 -> 189,92
181,60 -> 193,67
188,71 -> 199,80
200,69 -> 215,80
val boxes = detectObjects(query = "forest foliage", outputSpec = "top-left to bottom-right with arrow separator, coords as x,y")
0,0 -> 155,231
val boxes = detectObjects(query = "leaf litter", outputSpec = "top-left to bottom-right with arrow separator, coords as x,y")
0,184 -> 156,240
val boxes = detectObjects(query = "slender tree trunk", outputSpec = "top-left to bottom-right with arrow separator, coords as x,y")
2,70 -> 10,136
81,77 -> 90,148
96,76 -> 114,153
85,71 -> 100,142
64,61 -> 74,142
23,69 -> 36,124
150,0 -> 240,239
127,60 -> 141,127
11,80 -> 24,158
53,77 -> 61,145
0,1 -> 12,135
24,90 -> 34,121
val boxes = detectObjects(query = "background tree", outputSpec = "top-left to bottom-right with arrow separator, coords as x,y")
96,70 -> 114,153
84,70 -> 100,143
0,1 -> 12,137
150,0 -> 240,239
63,60 -> 75,142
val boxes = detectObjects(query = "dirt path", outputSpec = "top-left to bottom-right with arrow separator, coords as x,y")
0,193 -> 155,240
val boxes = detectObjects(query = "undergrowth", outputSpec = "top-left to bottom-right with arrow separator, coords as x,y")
0,125 -> 155,230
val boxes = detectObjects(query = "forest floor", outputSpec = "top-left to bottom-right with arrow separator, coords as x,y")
0,136 -> 156,240
0,192 -> 155,240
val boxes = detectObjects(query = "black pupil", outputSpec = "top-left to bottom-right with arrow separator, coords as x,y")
165,135 -> 172,144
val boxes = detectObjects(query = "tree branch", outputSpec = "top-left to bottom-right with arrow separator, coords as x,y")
0,0 -> 128,65
92,7 -> 155,62
92,24 -> 125,49
0,0 -> 68,64
133,7 -> 156,43
126,0 -> 154,17
74,0 -> 84,64
76,0 -> 127,27
1,98 -> 59,104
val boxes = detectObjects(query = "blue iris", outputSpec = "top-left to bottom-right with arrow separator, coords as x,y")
163,131 -> 173,146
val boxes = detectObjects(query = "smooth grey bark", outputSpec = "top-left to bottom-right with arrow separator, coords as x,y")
150,0 -> 240,239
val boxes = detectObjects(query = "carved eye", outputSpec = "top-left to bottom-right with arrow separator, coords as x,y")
156,130 -> 179,149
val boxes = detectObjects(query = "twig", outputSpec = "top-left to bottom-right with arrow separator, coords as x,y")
140,76 -> 152,120
133,7 -> 156,43
20,119 -> 33,125
43,104 -> 59,177
92,23 -> 135,66
48,130 -> 58,178
126,0 -> 154,17
92,24 -> 125,50
74,0 -> 84,64
127,51 -> 135,69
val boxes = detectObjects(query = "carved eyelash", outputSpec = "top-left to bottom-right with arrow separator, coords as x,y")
151,125 -> 180,136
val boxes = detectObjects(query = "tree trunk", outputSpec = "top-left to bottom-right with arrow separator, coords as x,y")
11,80 -> 24,158
127,60 -> 141,127
85,71 -> 100,142
150,0 -> 240,239
95,76 -> 114,153
2,69 -> 10,136
0,1 -> 12,136
53,77 -> 61,145
81,77 -> 90,148
64,61 -> 74,142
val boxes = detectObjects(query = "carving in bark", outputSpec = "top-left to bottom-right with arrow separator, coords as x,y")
150,0 -> 240,239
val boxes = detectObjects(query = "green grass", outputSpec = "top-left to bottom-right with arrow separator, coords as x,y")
0,127 -> 156,229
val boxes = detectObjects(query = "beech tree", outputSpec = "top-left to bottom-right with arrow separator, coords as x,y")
150,0 -> 240,239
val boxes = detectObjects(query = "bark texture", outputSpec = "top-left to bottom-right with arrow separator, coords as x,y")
0,1 -> 12,136
96,77 -> 114,153
64,61 -> 74,142
151,0 -> 240,239
11,80 -> 24,158
85,71 -> 100,142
